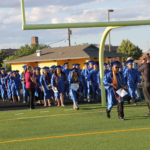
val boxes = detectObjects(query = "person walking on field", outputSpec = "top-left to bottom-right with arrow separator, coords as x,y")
138,54 -> 150,115
103,61 -> 125,120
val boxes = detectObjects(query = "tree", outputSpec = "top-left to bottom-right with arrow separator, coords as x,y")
4,44 -> 50,71
117,39 -> 142,60
0,50 -> 8,68
5,44 -> 50,61
14,44 -> 50,58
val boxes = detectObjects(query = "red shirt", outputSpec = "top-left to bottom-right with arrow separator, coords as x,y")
25,72 -> 35,88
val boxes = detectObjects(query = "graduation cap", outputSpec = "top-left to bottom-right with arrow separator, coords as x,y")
93,62 -> 98,66
35,67 -> 41,71
37,67 -> 41,70
64,62 -> 69,66
55,65 -> 61,69
104,63 -> 107,67
84,62 -> 89,66
34,67 -> 37,70
1,68 -> 5,71
122,61 -> 126,64
112,61 -> 121,66
16,70 -> 19,72
126,59 -> 134,65
22,65 -> 27,69
42,67 -> 49,70
72,64 -> 76,67
88,60 -> 94,64
61,65 -> 64,69
75,64 -> 80,67
12,71 -> 16,74
9,71 -> 12,74
127,57 -> 133,61
51,65 -> 56,69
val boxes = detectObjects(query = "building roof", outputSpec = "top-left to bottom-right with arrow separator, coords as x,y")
96,44 -> 118,52
7,44 -> 128,64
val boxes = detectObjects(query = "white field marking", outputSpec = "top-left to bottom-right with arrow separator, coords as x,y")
40,111 -> 49,113
15,113 -> 24,116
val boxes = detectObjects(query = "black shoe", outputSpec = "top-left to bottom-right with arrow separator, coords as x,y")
106,109 -> 111,118
128,101 -> 130,104
30,106 -> 35,110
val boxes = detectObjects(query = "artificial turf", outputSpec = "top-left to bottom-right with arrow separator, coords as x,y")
0,102 -> 150,150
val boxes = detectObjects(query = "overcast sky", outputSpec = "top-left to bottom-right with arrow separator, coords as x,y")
0,0 -> 150,51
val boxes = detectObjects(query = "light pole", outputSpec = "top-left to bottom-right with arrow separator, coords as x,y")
68,28 -> 72,47
108,9 -> 114,52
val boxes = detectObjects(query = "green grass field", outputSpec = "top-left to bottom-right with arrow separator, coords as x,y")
0,102 -> 150,150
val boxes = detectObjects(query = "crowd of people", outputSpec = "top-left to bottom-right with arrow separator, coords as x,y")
0,55 -> 150,120
0,61 -> 101,110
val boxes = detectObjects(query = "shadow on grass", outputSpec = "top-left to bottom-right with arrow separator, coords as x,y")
81,107 -> 102,111
126,115 -> 150,120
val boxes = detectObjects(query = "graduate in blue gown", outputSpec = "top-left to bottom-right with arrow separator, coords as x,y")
88,63 -> 100,102
103,61 -> 125,120
87,61 -> 94,102
16,70 -> 20,79
81,62 -> 89,101
97,63 -> 109,86
63,63 -> 70,100
107,63 -> 112,72
20,65 -> 28,103
40,67 -> 52,107
34,67 -> 43,104
119,61 -> 127,76
123,60 -> 141,104
5,71 -> 12,101
69,68 -> 82,110
97,63 -> 110,103
11,71 -> 22,103
0,68 -> 7,101
104,63 -> 109,75
51,66 -> 65,107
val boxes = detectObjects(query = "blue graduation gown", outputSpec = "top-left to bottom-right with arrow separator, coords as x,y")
103,72 -> 123,111
10,76 -> 21,97
89,69 -> 100,96
35,75 -> 42,98
81,68 -> 89,98
63,69 -> 70,98
124,68 -> 140,98
0,74 -> 7,99
40,74 -> 52,100
51,73 -> 65,99
5,74 -> 12,99
20,72 -> 28,98
87,68 -> 93,99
